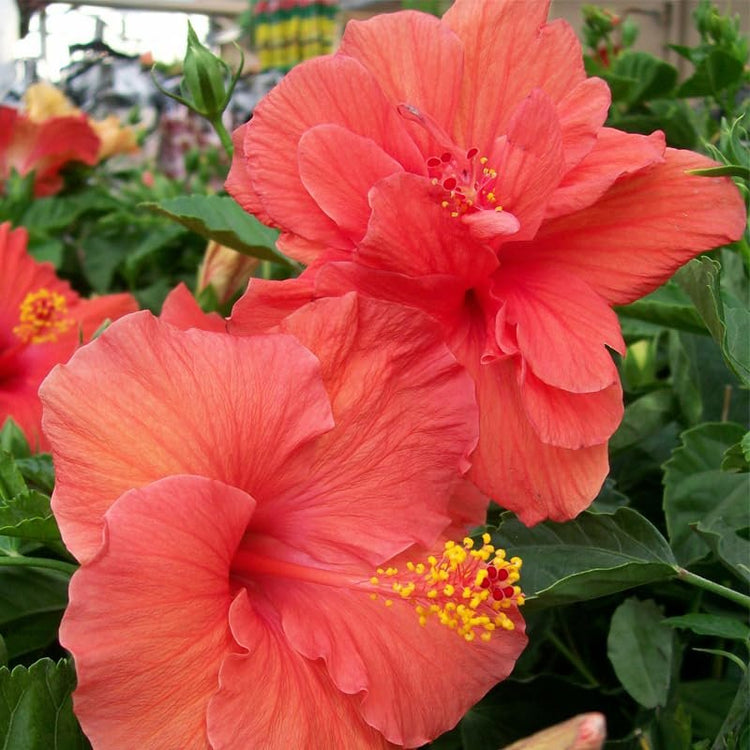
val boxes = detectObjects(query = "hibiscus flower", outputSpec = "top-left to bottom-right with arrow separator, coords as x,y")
0,106 -> 100,197
0,223 -> 137,449
40,294 -> 526,748
226,0 -> 746,525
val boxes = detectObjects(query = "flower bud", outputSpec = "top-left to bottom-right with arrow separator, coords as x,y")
197,241 -> 258,306
181,22 -> 232,119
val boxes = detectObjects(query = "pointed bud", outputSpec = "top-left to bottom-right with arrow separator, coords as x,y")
181,22 -> 233,119
197,241 -> 258,306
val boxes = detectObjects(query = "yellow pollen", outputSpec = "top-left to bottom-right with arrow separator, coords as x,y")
13,288 -> 74,344
370,538 -> 524,643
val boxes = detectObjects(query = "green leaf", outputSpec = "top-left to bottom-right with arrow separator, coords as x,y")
607,597 -> 674,709
13,455 -> 54,495
0,454 -> 27,502
677,679 -> 739,740
615,281 -> 706,334
611,51 -> 678,105
663,613 -> 750,641
0,421 -> 30,459
0,658 -> 89,750
678,49 -> 745,97
609,389 -> 675,454
688,164 -> 750,179
669,331 -> 704,424
491,508 -> 677,607
589,479 -> 630,513
0,491 -> 60,543
712,672 -> 749,750
2,611 -> 63,661
21,192 -> 119,231
142,195 -> 291,266
0,568 -> 68,627
663,422 -> 748,565
675,257 -> 750,386
693,517 -> 750,585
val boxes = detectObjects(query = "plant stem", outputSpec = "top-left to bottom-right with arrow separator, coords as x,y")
0,554 -> 77,575
547,631 -> 600,687
211,117 -> 234,159
676,567 -> 750,609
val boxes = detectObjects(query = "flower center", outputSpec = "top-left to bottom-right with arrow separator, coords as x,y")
13,288 -> 74,344
370,534 -> 524,643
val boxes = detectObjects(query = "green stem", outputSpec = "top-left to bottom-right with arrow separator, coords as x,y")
546,631 -> 599,687
677,567 -> 750,609
0,554 -> 77,575
210,116 -> 234,160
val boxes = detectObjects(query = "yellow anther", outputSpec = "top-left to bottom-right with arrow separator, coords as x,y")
480,156 -> 488,164
384,599 -> 393,607
511,557 -> 522,568
450,211 -> 459,218
443,584 -> 455,597
427,590 -> 438,599
370,577 -> 379,585
441,200 -> 449,208
444,540 -> 455,550
463,537 -> 474,549
495,206 -> 504,212
480,632 -> 492,642
13,288 -> 74,344
369,593 -> 378,600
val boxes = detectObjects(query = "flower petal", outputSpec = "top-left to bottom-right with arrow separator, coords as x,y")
160,282 -> 227,332
60,475 -> 255,750
524,148 -> 747,305
267,571 -> 526,747
545,128 -> 666,220
298,125 -> 403,242
251,293 -> 480,564
41,311 -> 334,562
338,10 -> 464,155
208,591 -> 393,749
492,263 -> 623,393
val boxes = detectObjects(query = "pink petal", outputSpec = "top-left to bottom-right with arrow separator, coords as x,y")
545,128 -> 666,219
338,10 -> 464,155
443,0 -> 585,153
486,89 -> 565,242
238,55 -> 423,255
358,172 -> 499,283
520,368 -> 624,448
229,274 -> 316,336
252,293 -> 480,564
208,591 -> 394,749
492,262 -> 624,393
456,330 -> 610,523
462,208 -> 520,241
41,311 -> 334,562
60,475 -> 256,750
225,123 -> 273,226
525,148 -> 747,305
160,282 -> 227,332
69,293 -> 138,341
298,125 -> 403,242
266,568 -> 526,746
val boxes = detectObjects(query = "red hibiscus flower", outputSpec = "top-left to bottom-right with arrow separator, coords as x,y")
226,0 -> 746,524
0,106 -> 100,196
40,294 -> 526,748
0,223 -> 136,449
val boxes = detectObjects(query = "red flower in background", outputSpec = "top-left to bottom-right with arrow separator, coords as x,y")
227,0 -> 746,524
40,295 -> 526,748
0,106 -> 100,196
0,223 -> 137,449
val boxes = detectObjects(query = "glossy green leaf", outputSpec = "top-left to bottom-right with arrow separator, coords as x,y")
615,281 -> 705,335
142,195 -> 291,266
21,192 -> 119,231
491,508 -> 677,607
0,569 -> 68,627
607,597 -> 674,709
693,518 -> 750,584
663,422 -> 748,565
0,454 -> 26,502
611,51 -> 678,105
0,659 -> 89,750
0,421 -> 29,459
676,257 -> 750,386
2,611 -> 63,661
678,49 -> 745,97
609,389 -> 675,454
0,491 -> 60,543
663,613 -> 750,641
13,455 -> 54,495
677,679 -> 739,740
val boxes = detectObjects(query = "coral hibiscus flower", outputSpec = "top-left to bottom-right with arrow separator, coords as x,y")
0,106 -> 100,197
226,0 -> 746,525
0,223 -> 136,449
40,294 -> 526,748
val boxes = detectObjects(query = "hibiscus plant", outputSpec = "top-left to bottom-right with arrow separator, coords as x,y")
0,1 -> 748,749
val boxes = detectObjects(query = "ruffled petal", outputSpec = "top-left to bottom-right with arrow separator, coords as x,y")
41,311 -> 334,562
492,263 -> 623,393
60,475 -> 255,750
357,172 -> 499,283
265,568 -> 526,746
70,293 -> 138,341
208,591 -> 393,749
443,0 -> 586,152
545,128 -> 666,220
338,10 -> 464,155
298,125 -> 403,242
225,123 -> 273,225
524,148 -> 747,305
520,368 -> 624,449
160,283 -> 227,332
250,294 -> 479,564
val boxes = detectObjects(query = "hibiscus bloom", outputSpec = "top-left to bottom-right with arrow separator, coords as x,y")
226,0 -> 746,525
0,106 -> 100,197
0,223 -> 137,449
40,293 -> 526,748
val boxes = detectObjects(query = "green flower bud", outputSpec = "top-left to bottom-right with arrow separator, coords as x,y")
181,22 -> 232,119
